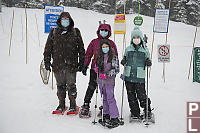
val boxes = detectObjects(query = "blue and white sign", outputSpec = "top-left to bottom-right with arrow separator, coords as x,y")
44,5 -> 64,33
153,9 -> 170,33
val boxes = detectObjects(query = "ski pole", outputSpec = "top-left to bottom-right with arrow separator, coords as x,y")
120,64 -> 126,123
145,66 -> 149,126
101,78 -> 104,126
92,73 -> 98,125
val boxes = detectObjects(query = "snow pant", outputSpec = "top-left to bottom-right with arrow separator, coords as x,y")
125,81 -> 151,116
83,69 -> 97,105
54,68 -> 77,108
98,79 -> 119,118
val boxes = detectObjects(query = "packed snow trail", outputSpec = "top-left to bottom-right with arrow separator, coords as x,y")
0,6 -> 200,133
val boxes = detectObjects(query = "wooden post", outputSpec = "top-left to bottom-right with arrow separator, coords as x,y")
21,14 -> 23,42
25,5 -> 28,64
122,33 -> 126,56
123,0 -> 126,14
149,32 -> 155,78
162,0 -> 171,83
188,26 -> 198,80
52,72 -> 54,90
162,62 -> 166,82
8,9 -> 14,56
35,14 -> 40,47
0,0 -> 2,12
0,15 -> 4,33
149,0 -> 159,78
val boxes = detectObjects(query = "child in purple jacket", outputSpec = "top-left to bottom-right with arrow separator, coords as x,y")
80,24 -> 118,117
95,39 -> 120,128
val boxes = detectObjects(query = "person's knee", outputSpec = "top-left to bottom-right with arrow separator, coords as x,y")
57,85 -> 66,94
127,90 -> 136,100
68,84 -> 77,96
88,81 -> 97,90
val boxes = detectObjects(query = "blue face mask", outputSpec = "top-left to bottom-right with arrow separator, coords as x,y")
100,30 -> 108,38
61,19 -> 70,27
102,47 -> 109,54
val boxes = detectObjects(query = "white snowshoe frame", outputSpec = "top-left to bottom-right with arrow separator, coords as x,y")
40,59 -> 50,85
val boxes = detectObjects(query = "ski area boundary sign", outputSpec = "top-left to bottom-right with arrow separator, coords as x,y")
44,5 -> 64,33
153,9 -> 170,33
157,45 -> 170,63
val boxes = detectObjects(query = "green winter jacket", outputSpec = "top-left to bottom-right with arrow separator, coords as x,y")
124,44 -> 151,83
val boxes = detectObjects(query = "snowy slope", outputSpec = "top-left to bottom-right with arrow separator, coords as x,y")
0,6 -> 200,133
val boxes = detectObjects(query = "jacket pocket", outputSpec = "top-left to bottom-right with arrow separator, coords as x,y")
137,67 -> 145,78
124,66 -> 131,77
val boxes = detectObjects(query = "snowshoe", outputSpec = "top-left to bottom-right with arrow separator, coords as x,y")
40,59 -> 50,85
105,118 -> 121,129
141,109 -> 155,126
141,111 -> 155,124
98,114 -> 110,127
66,106 -> 80,115
129,114 -> 142,123
52,106 -> 68,115
98,119 -> 106,127
79,104 -> 91,118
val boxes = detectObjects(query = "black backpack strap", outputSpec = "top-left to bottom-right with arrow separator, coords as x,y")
73,28 -> 78,37
50,27 -> 56,40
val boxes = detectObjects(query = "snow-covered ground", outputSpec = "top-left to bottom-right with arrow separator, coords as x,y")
0,6 -> 200,133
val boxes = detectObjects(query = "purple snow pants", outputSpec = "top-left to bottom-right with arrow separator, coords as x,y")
98,78 -> 119,118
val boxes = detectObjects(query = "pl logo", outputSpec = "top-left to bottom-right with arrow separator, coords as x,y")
187,102 -> 200,133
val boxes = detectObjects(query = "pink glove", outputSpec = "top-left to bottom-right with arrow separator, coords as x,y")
95,67 -> 99,73
100,73 -> 107,79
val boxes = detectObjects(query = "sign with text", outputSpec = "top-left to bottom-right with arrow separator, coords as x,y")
153,9 -> 170,33
44,5 -> 64,33
187,102 -> 200,133
157,45 -> 170,63
193,47 -> 200,83
114,14 -> 126,34
134,16 -> 143,26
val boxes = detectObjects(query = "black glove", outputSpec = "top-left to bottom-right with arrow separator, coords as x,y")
44,61 -> 52,72
144,34 -> 148,44
82,65 -> 88,76
121,56 -> 127,66
145,58 -> 152,67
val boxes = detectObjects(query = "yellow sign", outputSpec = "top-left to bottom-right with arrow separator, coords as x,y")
114,14 -> 126,34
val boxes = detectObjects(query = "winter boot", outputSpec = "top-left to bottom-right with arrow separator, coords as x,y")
56,105 -> 66,112
79,103 -> 90,116
129,113 -> 142,123
56,85 -> 66,112
68,92 -> 77,112
141,108 -> 152,120
131,113 -> 142,120
105,118 -> 120,128
98,114 -> 110,125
